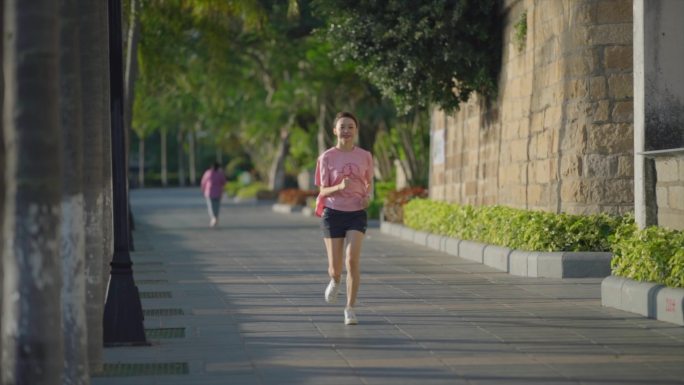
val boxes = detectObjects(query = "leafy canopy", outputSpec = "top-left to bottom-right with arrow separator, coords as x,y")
317,0 -> 501,113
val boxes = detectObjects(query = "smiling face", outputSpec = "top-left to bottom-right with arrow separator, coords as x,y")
333,117 -> 358,146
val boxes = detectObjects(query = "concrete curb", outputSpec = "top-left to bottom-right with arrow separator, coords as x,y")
601,276 -> 684,326
379,221 -> 612,279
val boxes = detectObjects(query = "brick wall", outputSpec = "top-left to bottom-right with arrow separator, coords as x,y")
430,0 -> 634,216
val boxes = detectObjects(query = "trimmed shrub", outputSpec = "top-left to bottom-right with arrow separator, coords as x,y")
610,222 -> 684,288
403,198 -> 625,252
235,182 -> 269,199
224,181 -> 242,197
401,198 -> 684,288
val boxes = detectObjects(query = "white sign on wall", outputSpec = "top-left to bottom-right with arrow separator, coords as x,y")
432,129 -> 445,165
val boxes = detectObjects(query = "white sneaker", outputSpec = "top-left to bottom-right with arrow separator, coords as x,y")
324,279 -> 340,303
344,307 -> 358,325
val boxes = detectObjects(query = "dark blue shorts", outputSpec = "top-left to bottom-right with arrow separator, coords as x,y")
321,207 -> 367,238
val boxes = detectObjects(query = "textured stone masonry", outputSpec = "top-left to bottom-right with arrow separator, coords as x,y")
430,0 -> 634,217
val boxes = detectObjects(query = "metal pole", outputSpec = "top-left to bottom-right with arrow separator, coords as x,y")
103,0 -> 148,346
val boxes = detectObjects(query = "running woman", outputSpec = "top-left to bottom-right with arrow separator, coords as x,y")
314,111 -> 374,325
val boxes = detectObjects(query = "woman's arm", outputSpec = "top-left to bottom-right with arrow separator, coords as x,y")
319,178 -> 348,197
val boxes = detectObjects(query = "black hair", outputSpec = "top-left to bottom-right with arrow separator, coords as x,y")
333,111 -> 359,129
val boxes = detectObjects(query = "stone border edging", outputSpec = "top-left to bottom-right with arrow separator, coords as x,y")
380,221 -> 612,279
602,276 -> 684,326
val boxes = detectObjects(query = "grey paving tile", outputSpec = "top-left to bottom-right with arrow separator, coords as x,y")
111,188 -> 684,385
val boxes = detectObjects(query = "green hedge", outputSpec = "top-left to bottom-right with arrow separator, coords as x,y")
403,199 -> 624,252
402,198 -> 684,288
235,182 -> 269,199
610,223 -> 684,288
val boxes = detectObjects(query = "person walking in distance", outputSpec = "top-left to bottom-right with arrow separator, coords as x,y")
315,111 -> 373,325
200,162 -> 227,227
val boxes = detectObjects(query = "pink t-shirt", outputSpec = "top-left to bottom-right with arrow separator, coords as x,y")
315,146 -> 374,212
200,169 -> 227,199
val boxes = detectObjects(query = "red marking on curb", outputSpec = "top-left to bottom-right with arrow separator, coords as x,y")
665,298 -> 676,313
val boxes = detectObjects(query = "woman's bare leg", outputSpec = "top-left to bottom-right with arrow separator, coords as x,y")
323,237 -> 345,283
345,230 -> 364,308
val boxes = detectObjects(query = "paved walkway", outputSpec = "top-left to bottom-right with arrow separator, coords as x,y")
93,188 -> 684,385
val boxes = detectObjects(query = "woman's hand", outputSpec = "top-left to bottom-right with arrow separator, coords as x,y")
337,177 -> 350,192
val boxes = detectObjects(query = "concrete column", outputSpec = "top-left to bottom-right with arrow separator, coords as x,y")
634,0 -> 684,229
634,0 -> 652,228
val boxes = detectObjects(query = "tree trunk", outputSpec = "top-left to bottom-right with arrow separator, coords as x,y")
177,129 -> 185,186
161,127 -> 167,186
79,0 -> 105,373
100,0 -> 114,308
0,3 -> 5,381
188,129 -> 196,185
268,115 -> 295,191
124,0 -> 140,167
138,136 -> 145,188
59,0 -> 90,382
216,147 -> 222,164
2,1 -> 64,384
317,102 -> 327,155
268,131 -> 291,191
373,122 -> 394,181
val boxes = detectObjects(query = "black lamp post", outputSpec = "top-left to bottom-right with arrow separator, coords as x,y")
103,0 -> 147,346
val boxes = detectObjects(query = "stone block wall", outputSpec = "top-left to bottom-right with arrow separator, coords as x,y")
430,0 -> 634,215
656,157 -> 684,230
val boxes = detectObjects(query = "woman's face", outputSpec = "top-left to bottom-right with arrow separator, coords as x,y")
333,117 -> 357,144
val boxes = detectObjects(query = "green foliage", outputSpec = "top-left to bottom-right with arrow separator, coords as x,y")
224,181 -> 242,197
374,180 -> 396,202
317,0 -> 501,113
373,110 -> 430,187
225,157 -> 252,180
286,127 -> 317,173
235,182 -> 270,199
403,199 -> 626,252
610,222 -> 684,288
513,11 -> 527,52
367,199 -> 382,220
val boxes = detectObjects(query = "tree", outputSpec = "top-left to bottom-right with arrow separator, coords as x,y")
317,0 -> 501,113
373,110 -> 431,187
0,3 -> 4,380
79,0 -> 107,373
124,0 -> 141,156
2,1 -> 64,383
59,0 -> 90,382
133,0 -> 398,190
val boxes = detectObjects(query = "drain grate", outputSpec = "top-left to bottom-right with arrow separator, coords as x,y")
145,327 -> 185,339
136,279 -> 168,285
143,308 -> 184,317
139,291 -> 171,299
94,362 -> 188,377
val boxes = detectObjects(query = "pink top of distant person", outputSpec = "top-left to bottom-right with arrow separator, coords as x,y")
200,168 -> 227,199
315,146 -> 373,212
